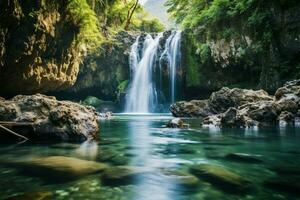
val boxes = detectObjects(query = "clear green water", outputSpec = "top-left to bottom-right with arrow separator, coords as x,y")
0,114 -> 300,200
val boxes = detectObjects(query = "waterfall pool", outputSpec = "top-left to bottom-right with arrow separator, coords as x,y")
0,114 -> 299,200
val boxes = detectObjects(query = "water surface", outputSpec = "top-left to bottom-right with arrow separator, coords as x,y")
0,114 -> 299,199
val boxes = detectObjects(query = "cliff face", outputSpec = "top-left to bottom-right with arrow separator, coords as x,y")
0,0 -> 97,97
181,2 -> 300,99
54,31 -> 137,101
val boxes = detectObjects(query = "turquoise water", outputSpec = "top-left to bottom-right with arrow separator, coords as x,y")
0,114 -> 299,199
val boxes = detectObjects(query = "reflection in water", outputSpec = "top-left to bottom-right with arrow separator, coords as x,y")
128,119 -> 177,200
76,140 -> 98,160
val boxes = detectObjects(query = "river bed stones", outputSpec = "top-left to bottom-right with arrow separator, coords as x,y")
225,153 -> 263,163
0,94 -> 99,142
189,164 -> 252,192
100,166 -> 148,186
0,156 -> 107,182
5,191 -> 53,200
265,175 -> 300,194
161,170 -> 199,188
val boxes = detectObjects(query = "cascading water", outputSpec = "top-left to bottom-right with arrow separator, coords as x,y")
125,31 -> 182,113
161,31 -> 182,103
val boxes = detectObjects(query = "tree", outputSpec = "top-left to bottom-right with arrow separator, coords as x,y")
124,0 -> 139,30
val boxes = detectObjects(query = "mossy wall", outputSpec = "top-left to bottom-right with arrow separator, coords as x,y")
175,1 -> 300,99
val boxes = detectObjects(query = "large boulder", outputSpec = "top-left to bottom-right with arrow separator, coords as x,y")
189,164 -> 252,192
170,88 -> 272,117
0,156 -> 107,182
208,87 -> 273,113
176,80 -> 300,127
170,100 -> 212,117
0,94 -> 99,141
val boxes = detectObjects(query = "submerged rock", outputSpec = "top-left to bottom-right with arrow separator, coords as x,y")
5,191 -> 53,200
265,175 -> 300,194
225,153 -> 263,163
1,156 -> 107,182
161,170 -> 199,188
101,166 -> 148,186
189,164 -> 252,192
270,165 -> 300,176
0,94 -> 99,141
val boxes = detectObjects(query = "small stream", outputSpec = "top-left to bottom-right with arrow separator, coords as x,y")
0,114 -> 299,199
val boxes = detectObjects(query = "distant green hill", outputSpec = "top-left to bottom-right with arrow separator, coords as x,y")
143,0 -> 174,29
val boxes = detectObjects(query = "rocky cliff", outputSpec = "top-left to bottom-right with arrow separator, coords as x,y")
180,2 -> 300,99
56,31 -> 137,101
0,0 -> 100,97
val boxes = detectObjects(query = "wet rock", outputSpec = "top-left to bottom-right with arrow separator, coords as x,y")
166,118 -> 184,128
101,166 -> 148,186
161,170 -> 199,188
189,164 -> 252,192
278,111 -> 295,123
173,80 -> 300,128
5,191 -> 53,200
209,87 -> 273,114
1,156 -> 107,182
0,94 -> 99,141
170,100 -> 212,117
265,175 -> 300,194
203,101 -> 280,127
225,153 -> 263,163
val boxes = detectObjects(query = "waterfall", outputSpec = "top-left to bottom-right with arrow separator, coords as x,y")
161,31 -> 182,103
125,31 -> 182,113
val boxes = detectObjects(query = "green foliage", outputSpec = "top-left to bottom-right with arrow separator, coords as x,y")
166,0 -> 300,90
138,18 -> 165,32
199,44 -> 211,64
67,0 -> 103,50
117,80 -> 129,92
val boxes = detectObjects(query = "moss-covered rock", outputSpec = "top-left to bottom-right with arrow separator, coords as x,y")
1,156 -> 107,182
225,153 -> 263,164
101,166 -> 148,186
189,164 -> 252,193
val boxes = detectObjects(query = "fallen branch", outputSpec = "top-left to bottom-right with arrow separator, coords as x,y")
0,124 -> 29,141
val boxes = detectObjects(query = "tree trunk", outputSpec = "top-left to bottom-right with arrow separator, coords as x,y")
124,0 -> 139,30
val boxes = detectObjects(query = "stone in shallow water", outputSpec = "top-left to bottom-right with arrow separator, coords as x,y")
161,170 -> 199,188
1,156 -> 107,182
265,175 -> 300,194
189,164 -> 252,193
225,153 -> 263,163
5,191 -> 53,200
101,166 -> 148,186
